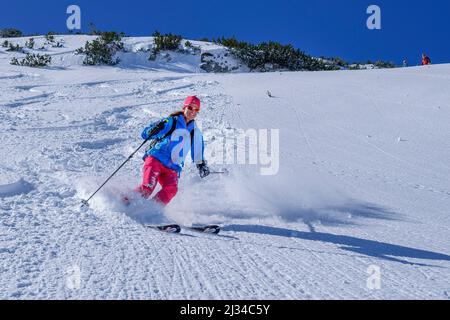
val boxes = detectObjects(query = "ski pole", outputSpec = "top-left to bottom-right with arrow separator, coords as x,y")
81,126 -> 162,207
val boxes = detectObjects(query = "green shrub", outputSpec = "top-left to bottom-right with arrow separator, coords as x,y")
76,31 -> 124,65
328,56 -> 348,68
374,60 -> 396,68
6,43 -> 23,52
183,40 -> 201,54
0,28 -> 22,38
152,31 -> 181,52
44,32 -> 64,48
101,31 -> 125,44
10,57 -> 19,65
25,38 -> 35,49
348,64 -> 361,70
218,38 -> 331,71
215,36 -> 249,50
45,32 -> 55,43
10,53 -> 52,67
148,31 -> 182,60
148,51 -> 157,61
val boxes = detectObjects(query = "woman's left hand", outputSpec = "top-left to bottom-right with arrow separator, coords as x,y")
197,161 -> 210,179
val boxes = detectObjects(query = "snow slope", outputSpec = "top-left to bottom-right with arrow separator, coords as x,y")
0,36 -> 449,299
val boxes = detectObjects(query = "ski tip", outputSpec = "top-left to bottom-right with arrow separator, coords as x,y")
205,225 -> 221,234
147,224 -> 181,233
189,225 -> 221,234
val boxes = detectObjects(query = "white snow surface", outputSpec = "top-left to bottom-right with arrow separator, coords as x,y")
0,36 -> 450,299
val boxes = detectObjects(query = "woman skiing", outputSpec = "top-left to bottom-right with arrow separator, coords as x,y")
135,95 -> 210,206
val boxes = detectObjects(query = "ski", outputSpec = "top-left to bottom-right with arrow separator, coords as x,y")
186,225 -> 221,235
146,224 -> 181,233
145,224 -> 220,235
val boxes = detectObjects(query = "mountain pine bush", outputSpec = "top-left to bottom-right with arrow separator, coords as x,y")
0,28 -> 22,38
76,31 -> 124,65
11,53 -> 52,67
216,37 -> 332,71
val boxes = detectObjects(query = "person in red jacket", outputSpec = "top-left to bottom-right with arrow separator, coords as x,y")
422,53 -> 432,65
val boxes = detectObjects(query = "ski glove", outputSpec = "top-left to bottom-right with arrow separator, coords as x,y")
147,119 -> 167,138
196,161 -> 210,179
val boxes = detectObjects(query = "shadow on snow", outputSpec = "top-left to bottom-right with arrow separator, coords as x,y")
223,224 -> 450,266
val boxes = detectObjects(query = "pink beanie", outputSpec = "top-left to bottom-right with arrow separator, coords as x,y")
183,96 -> 201,110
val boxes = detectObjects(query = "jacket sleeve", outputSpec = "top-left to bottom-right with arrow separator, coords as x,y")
141,117 -> 173,140
191,127 -> 205,164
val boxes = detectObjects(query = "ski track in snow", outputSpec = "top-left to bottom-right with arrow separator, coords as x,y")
1,37 -> 450,299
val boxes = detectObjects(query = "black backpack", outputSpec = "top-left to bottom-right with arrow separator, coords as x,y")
143,115 -> 195,158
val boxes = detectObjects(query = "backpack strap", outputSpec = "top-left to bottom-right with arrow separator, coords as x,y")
143,116 -> 178,157
162,115 -> 178,140
144,116 -> 196,158
160,115 -> 195,142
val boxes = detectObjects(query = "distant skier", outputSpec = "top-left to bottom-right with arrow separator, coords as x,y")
402,59 -> 408,67
133,96 -> 210,206
422,53 -> 432,66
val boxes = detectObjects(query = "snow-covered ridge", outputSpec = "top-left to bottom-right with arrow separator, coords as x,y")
0,35 -> 246,73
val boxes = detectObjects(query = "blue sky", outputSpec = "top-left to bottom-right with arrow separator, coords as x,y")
2,0 -> 449,65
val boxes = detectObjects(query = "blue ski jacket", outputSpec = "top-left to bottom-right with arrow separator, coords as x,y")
141,115 -> 205,174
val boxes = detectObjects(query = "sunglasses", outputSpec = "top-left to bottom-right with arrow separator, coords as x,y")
186,105 -> 200,112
